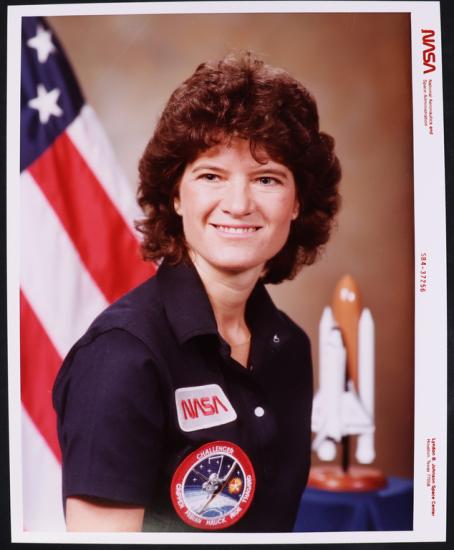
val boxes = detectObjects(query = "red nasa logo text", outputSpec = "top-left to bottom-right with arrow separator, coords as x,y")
422,29 -> 436,74
181,395 -> 228,419
175,385 -> 237,432
171,441 -> 255,530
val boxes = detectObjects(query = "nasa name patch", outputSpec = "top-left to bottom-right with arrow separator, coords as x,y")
171,441 -> 255,530
175,384 -> 237,432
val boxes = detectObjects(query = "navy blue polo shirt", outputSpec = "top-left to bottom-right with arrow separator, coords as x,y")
53,259 -> 313,532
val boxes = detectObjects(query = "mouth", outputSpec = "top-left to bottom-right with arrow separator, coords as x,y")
210,224 -> 261,234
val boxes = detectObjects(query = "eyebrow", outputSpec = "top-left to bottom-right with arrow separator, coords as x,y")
191,165 -> 290,179
249,167 -> 290,178
191,164 -> 228,174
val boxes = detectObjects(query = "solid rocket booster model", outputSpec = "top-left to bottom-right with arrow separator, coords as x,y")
311,275 -> 376,464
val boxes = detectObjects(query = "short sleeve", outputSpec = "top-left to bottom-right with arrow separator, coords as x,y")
53,328 -> 165,506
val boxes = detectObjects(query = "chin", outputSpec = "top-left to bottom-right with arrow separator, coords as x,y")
208,255 -> 266,274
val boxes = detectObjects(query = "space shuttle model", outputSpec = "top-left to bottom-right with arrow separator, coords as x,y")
311,274 -> 376,465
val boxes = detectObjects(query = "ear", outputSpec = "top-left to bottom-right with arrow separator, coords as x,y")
174,196 -> 182,216
291,198 -> 300,220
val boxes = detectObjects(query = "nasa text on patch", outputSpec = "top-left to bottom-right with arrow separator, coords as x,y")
175,384 -> 237,432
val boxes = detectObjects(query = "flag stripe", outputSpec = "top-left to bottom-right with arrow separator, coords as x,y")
28,130 -> 154,304
20,17 -> 157,531
21,171 -> 108,358
20,290 -> 62,462
67,105 -> 144,232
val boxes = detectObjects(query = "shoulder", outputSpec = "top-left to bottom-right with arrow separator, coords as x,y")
248,282 -> 311,348
85,275 -> 164,348
53,327 -> 160,411
276,308 -> 311,349
53,276 -> 167,408
273,309 -> 313,392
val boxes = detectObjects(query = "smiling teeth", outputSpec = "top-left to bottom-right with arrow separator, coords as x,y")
216,225 -> 257,233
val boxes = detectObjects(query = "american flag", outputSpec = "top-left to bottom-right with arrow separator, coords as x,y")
20,16 -> 154,530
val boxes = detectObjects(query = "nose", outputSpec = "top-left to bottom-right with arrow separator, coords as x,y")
221,179 -> 253,217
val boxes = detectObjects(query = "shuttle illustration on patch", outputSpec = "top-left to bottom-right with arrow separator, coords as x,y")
175,384 -> 237,432
171,441 -> 255,530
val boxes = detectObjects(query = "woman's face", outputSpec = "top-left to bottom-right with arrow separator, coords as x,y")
174,138 -> 299,278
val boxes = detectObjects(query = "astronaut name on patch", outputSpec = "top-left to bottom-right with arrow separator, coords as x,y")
175,384 -> 237,432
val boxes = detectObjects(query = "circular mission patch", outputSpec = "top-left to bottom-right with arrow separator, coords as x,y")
170,440 -> 256,530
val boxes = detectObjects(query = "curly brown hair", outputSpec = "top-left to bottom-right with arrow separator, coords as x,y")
136,52 -> 341,284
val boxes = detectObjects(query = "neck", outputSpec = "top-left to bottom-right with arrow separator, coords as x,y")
191,255 -> 262,346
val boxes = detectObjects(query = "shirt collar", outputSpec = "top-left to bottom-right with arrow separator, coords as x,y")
157,259 -> 295,347
157,259 -> 218,345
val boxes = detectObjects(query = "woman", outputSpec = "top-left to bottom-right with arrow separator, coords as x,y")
53,52 -> 341,532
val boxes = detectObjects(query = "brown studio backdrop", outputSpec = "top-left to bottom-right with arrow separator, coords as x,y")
48,12 -> 414,478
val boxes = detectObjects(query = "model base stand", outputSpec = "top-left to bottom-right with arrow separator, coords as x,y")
308,464 -> 387,491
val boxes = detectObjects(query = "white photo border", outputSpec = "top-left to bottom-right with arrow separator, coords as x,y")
6,0 -> 447,544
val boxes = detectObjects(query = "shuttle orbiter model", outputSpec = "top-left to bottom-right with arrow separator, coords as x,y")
311,275 -> 376,465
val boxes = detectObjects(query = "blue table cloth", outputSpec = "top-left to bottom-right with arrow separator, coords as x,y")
294,477 -> 413,532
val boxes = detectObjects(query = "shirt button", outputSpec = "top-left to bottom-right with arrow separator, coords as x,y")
273,334 -> 280,343
254,406 -> 265,417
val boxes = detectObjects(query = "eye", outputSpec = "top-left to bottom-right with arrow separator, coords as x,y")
199,173 -> 221,182
256,176 -> 281,186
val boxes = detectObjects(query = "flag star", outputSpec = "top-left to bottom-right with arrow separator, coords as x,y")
28,84 -> 63,124
27,24 -> 56,63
